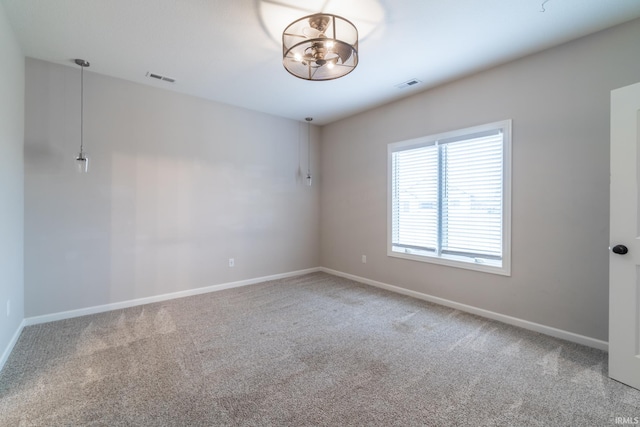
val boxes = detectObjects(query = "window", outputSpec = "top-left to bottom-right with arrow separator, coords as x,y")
387,120 -> 511,275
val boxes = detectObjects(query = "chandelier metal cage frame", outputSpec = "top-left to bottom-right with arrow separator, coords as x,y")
282,13 -> 358,81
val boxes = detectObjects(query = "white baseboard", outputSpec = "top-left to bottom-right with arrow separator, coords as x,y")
0,319 -> 26,372
23,267 -> 321,327
4,265 -> 607,372
320,267 -> 608,351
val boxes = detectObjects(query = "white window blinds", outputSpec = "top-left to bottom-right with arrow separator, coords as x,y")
442,132 -> 503,259
391,144 -> 438,251
389,121 -> 510,274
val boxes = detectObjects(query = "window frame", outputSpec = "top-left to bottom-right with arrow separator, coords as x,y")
387,120 -> 512,276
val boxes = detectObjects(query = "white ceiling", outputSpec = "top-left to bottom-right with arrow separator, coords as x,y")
3,0 -> 640,125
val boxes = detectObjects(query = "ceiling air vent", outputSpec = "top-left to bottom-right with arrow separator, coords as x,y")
395,78 -> 421,89
146,72 -> 175,83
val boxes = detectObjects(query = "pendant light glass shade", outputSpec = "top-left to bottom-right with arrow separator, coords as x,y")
74,59 -> 90,173
283,13 -> 358,81
75,154 -> 89,173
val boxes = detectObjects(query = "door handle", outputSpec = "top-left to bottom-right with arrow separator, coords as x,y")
612,244 -> 629,255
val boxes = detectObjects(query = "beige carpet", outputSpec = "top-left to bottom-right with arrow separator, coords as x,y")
0,272 -> 638,426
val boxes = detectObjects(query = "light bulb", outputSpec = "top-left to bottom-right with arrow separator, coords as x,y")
294,53 -> 302,62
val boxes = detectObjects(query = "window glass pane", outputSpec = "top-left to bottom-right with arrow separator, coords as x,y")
392,145 -> 438,250
442,134 -> 503,258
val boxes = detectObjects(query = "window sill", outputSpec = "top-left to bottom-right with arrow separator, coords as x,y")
388,247 -> 511,276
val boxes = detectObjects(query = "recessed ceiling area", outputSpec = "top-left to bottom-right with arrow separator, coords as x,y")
2,0 -> 640,125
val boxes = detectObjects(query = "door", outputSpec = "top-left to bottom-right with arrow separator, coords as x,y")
610,81 -> 640,390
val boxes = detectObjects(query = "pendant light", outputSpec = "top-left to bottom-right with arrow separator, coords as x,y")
305,117 -> 313,186
74,59 -> 90,173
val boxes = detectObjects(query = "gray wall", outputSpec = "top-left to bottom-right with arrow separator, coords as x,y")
24,59 -> 320,317
320,18 -> 640,342
17,16 -> 640,340
0,2 -> 25,357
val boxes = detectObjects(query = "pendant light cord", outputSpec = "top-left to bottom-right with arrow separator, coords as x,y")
306,117 -> 312,176
307,120 -> 310,176
80,64 -> 84,157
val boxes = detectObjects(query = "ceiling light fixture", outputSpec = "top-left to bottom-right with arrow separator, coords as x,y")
283,13 -> 358,81
74,58 -> 90,173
